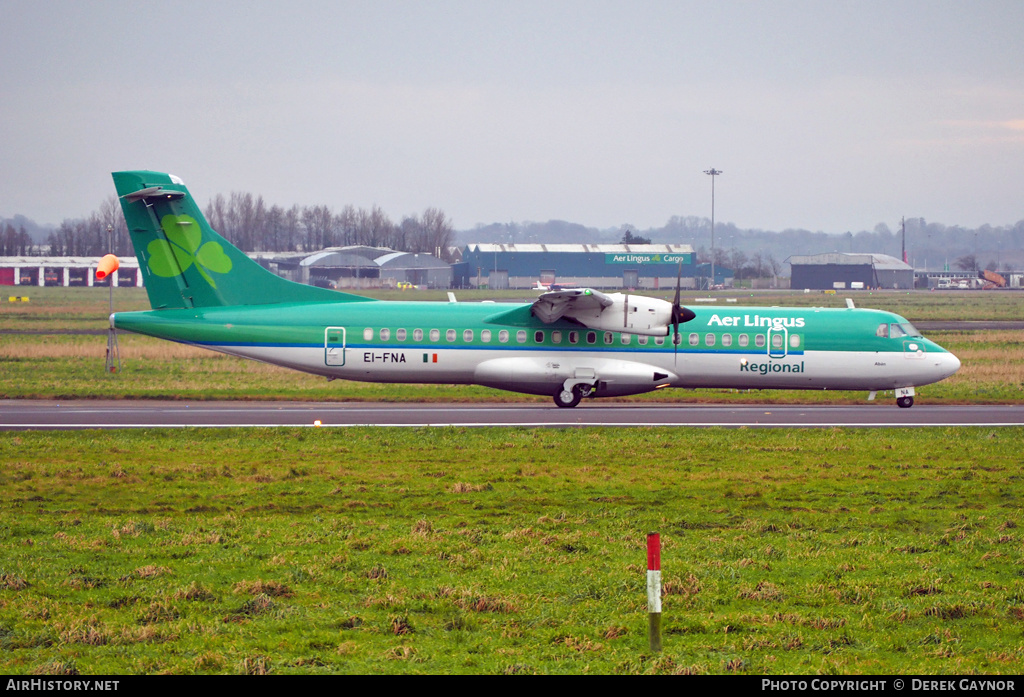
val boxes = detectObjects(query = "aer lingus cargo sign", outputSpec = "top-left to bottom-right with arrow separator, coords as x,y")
605,253 -> 692,265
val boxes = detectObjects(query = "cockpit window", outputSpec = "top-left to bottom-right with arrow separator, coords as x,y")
876,323 -> 889,338
890,322 -> 921,338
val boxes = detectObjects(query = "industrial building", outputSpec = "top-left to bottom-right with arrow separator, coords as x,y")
454,243 -> 726,290
0,256 -> 142,287
789,253 -> 914,290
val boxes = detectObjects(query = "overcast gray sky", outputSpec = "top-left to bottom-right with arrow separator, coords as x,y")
2,0 -> 1022,233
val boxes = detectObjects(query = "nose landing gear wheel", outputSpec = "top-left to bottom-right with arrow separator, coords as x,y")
554,385 -> 583,408
897,396 -> 914,408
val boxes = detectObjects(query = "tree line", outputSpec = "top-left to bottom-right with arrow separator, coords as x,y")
24,194 -> 456,262
13,194 -> 1023,274
202,192 -> 455,261
1,224 -> 34,256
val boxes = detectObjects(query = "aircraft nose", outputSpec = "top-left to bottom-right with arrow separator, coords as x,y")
940,351 -> 961,378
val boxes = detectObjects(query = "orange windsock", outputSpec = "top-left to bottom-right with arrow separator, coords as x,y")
96,254 -> 119,280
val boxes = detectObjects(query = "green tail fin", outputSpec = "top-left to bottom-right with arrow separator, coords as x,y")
112,171 -> 374,309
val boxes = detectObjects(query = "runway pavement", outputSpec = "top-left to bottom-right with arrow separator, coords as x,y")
2,400 -> 1023,430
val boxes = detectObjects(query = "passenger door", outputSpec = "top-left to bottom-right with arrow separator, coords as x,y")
325,327 -> 346,366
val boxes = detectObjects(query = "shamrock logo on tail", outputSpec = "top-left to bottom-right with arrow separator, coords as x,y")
147,214 -> 233,288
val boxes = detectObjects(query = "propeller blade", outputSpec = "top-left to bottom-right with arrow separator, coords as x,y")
672,262 -> 682,362
669,261 -> 696,363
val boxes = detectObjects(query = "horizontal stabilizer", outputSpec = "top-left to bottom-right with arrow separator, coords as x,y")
122,186 -> 186,203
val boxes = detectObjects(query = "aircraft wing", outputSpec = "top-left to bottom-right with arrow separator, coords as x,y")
531,288 -> 615,324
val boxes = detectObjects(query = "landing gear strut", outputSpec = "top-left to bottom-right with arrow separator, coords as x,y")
553,382 -> 594,408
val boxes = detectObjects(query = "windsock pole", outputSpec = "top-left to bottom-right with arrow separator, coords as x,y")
647,532 -> 662,652
98,247 -> 121,374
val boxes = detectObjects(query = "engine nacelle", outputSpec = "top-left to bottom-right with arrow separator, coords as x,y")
573,293 -> 672,336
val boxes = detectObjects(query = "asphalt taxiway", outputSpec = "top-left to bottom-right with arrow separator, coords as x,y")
2,400 -> 1022,430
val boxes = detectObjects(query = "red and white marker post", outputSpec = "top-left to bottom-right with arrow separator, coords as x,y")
647,532 -> 662,652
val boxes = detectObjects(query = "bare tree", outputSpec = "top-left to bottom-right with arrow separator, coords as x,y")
955,254 -> 977,272
302,205 -> 334,250
417,207 -> 454,260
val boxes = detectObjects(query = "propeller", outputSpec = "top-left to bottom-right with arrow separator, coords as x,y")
670,262 -> 696,362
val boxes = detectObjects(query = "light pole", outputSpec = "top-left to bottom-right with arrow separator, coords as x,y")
704,168 -> 722,290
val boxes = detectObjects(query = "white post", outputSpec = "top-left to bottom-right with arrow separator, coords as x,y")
647,532 -> 662,653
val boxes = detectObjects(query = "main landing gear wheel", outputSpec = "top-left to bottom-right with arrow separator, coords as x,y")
897,396 -> 914,408
554,385 -> 584,408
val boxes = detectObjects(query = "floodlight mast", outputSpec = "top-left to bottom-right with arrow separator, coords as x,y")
703,168 -> 722,291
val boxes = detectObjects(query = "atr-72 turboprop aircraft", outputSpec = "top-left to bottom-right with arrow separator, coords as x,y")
110,171 -> 960,408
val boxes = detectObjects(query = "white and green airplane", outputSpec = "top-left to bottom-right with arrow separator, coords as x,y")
111,171 -> 960,408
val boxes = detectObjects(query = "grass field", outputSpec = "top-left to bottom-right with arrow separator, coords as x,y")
4,286 -> 1024,332
2,288 -> 1022,676
2,428 -> 1022,675
2,287 -> 1023,404
1,329 -> 1021,404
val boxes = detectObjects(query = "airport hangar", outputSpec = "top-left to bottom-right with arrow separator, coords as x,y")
453,243 -> 731,290
789,253 -> 914,290
252,247 -> 453,289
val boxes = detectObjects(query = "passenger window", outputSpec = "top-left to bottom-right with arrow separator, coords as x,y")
655,336 -> 665,346
552,331 -> 562,344
534,330 -> 544,343
755,334 -> 766,348
446,329 -> 456,342
396,328 -> 406,341
587,332 -> 597,344
430,329 -> 440,342
689,333 -> 699,346
738,334 -> 749,347
481,329 -> 491,343
705,333 -> 715,347
638,335 -> 648,345
517,330 -> 527,343
620,333 -> 631,345
772,333 -> 783,348
604,331 -> 613,345
790,334 -> 800,348
363,328 -> 373,341
499,330 -> 509,343
380,328 -> 390,341
722,334 -> 732,347
569,331 -> 578,344
876,323 -> 889,338
414,329 -> 423,341
463,329 -> 474,342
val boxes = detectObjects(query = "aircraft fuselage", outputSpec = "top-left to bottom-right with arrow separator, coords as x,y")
113,298 -> 961,401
